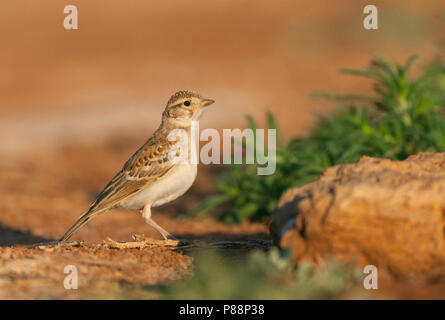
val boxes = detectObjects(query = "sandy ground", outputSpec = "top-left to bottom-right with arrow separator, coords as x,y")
1,136 -> 444,299
1,0 -> 444,299
0,137 -> 271,299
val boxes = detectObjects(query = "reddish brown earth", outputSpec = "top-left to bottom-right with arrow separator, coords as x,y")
0,242 -> 193,299
2,138 -> 445,299
271,153 -> 445,299
0,137 -> 270,299
0,137 -> 269,245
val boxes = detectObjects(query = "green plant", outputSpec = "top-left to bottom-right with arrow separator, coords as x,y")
192,112 -> 305,223
194,55 -> 445,223
148,249 -> 361,299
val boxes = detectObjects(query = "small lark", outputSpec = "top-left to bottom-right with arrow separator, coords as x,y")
59,90 -> 215,242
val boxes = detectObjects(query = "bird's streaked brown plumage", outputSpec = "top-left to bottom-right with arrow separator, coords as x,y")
59,90 -> 215,242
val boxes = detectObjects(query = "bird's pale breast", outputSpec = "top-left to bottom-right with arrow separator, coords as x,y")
119,162 -> 197,210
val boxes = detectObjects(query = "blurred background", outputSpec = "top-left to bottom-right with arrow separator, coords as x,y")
0,0 -> 443,240
1,0 -> 444,154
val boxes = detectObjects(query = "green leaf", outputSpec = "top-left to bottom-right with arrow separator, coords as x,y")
190,194 -> 232,217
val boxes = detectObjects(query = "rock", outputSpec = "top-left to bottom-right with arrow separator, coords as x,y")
270,153 -> 445,277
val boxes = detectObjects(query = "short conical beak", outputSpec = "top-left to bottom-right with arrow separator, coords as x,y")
202,98 -> 215,107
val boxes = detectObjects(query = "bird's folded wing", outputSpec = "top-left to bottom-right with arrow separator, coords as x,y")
86,140 -> 178,213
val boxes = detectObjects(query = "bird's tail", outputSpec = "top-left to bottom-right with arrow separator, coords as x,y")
59,209 -> 100,242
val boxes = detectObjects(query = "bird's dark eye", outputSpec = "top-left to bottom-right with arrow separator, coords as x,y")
184,100 -> 191,106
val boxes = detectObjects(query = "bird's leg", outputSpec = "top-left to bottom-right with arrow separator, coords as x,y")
141,205 -> 177,240
146,218 -> 177,240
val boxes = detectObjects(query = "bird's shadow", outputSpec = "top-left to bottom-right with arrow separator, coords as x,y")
175,232 -> 273,259
178,232 -> 270,242
0,223 -> 53,246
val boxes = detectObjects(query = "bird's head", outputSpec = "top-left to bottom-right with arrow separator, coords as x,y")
162,90 -> 215,126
